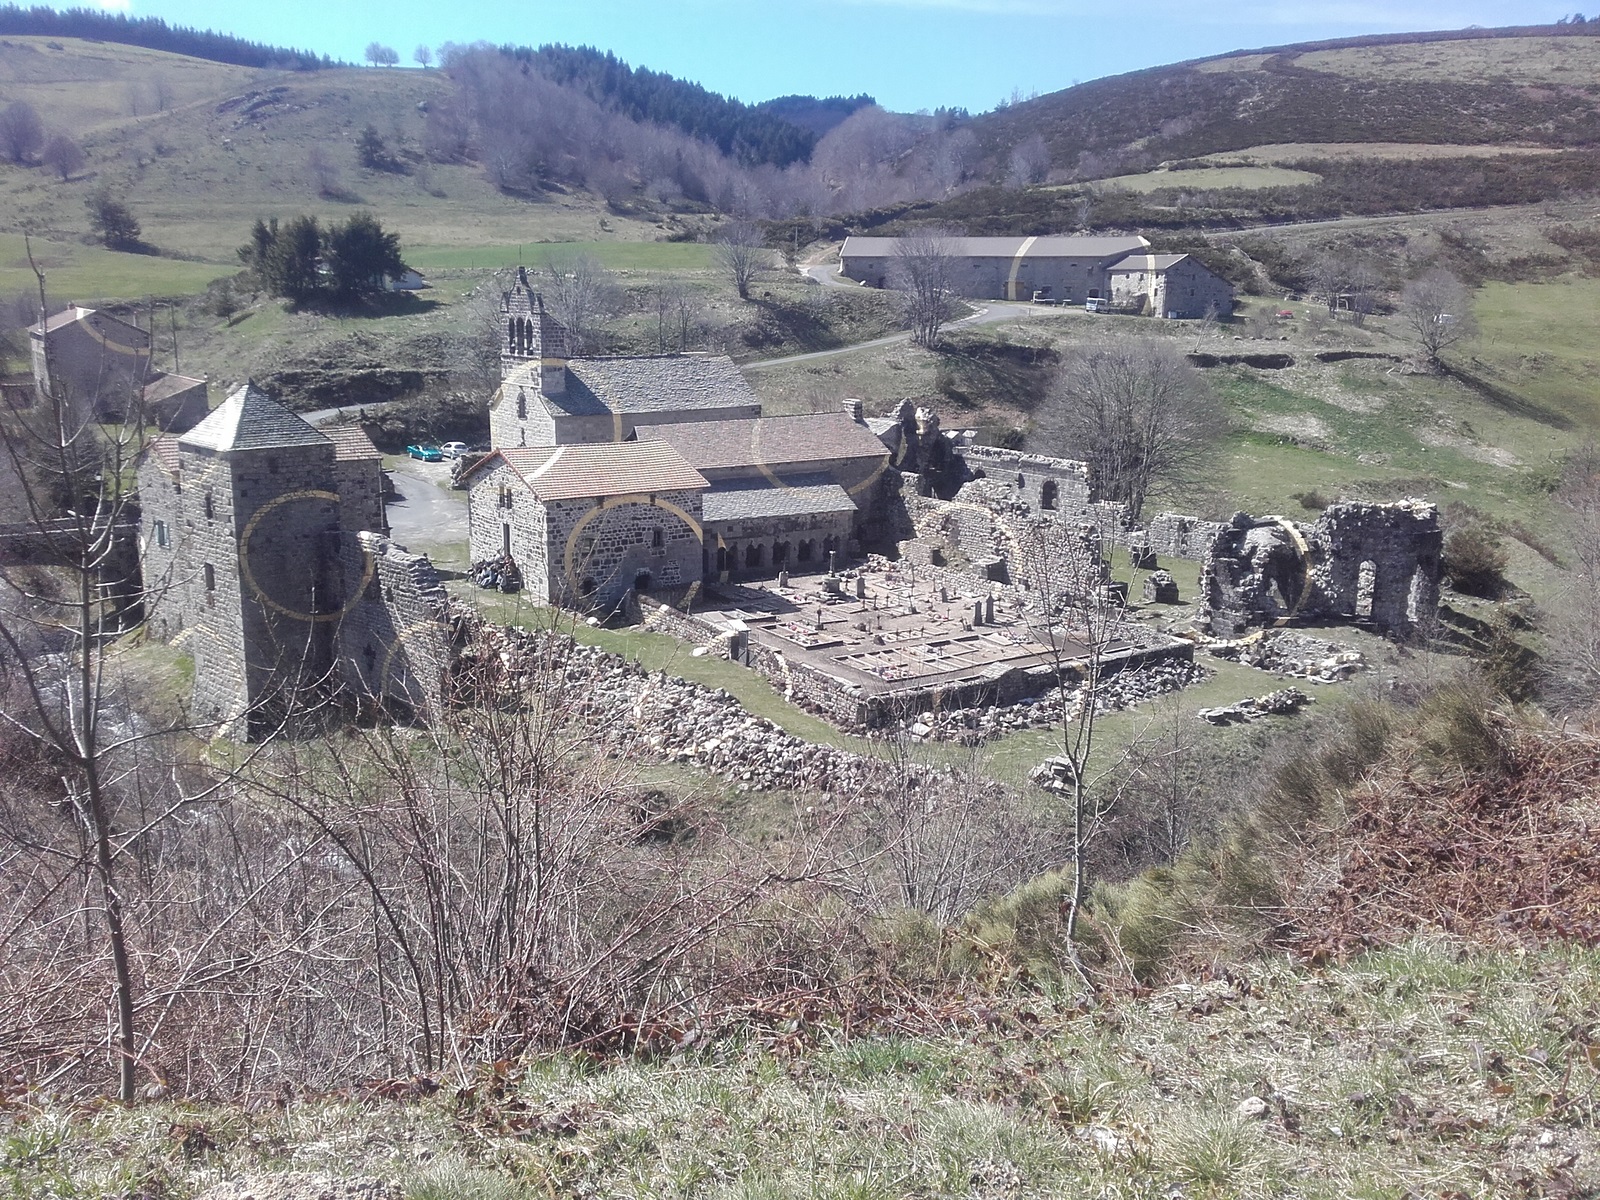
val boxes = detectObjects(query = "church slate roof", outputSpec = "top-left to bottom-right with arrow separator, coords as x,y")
701,476 -> 857,522
488,441 -> 708,501
637,412 -> 889,471
559,355 -> 759,416
178,383 -> 331,453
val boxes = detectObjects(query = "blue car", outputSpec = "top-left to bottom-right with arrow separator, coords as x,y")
406,443 -> 445,462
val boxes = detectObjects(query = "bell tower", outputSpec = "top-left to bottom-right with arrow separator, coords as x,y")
500,267 -> 570,394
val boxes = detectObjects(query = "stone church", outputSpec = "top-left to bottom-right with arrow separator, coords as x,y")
464,270 -> 893,610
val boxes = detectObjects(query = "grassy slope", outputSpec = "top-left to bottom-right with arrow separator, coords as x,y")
8,941 -> 1596,1199
0,37 -> 675,301
975,29 -> 1600,173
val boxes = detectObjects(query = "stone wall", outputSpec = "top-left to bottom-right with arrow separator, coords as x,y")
1308,500 -> 1442,635
544,491 -> 705,610
706,511 -> 855,581
335,532 -> 456,721
1146,512 -> 1229,561
961,445 -> 1093,515
1200,501 -> 1442,638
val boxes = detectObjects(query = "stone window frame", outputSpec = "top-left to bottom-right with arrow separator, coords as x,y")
203,562 -> 215,605
153,519 -> 169,548
203,489 -> 215,520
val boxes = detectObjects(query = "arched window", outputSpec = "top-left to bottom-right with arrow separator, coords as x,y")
716,546 -> 728,573
745,543 -> 763,570
773,541 -> 789,566
797,540 -> 813,563
1041,480 -> 1058,510
516,390 -> 527,419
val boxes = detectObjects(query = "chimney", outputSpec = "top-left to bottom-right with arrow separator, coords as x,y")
842,398 -> 864,423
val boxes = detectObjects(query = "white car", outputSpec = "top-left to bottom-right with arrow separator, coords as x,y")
440,441 -> 469,459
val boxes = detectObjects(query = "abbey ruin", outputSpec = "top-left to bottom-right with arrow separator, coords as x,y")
132,270 -> 1445,740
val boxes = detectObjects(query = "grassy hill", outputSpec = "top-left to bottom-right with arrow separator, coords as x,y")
973,28 -> 1600,176
0,37 -> 681,303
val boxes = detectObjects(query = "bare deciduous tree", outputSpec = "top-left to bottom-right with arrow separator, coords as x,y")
540,252 -> 618,355
713,220 -> 767,302
649,279 -> 706,353
1400,268 -> 1477,370
365,42 -> 399,67
41,133 -> 85,181
1310,252 -> 1381,325
889,226 -> 962,348
0,100 -> 44,165
1005,133 -> 1052,189
1032,340 -> 1224,522
1015,520 -> 1144,991
413,44 -> 433,69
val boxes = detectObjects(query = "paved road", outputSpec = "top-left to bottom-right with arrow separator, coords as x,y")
302,401 -> 399,427
385,455 -> 468,550
743,265 -> 1034,372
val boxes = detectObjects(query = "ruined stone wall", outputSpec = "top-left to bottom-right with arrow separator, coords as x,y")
543,490 -> 704,610
1146,512 -> 1229,561
1201,501 -> 1442,638
1307,500 -> 1442,634
961,445 -> 1092,514
335,532 -> 455,721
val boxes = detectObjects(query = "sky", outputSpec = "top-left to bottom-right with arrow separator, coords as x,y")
86,0 -> 1568,112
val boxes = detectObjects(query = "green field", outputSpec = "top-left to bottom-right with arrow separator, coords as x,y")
408,240 -> 718,272
0,232 -> 234,300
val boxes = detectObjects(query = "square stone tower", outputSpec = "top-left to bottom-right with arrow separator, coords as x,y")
166,384 -> 351,735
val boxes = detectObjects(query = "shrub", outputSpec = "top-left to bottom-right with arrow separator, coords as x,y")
1442,524 -> 1509,597
84,191 -> 142,251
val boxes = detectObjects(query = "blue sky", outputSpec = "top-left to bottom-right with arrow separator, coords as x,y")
92,0 -> 1565,112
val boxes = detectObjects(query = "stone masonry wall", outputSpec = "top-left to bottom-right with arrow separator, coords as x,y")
336,532 -> 455,721
543,490 -> 705,610
1146,512 -> 1230,561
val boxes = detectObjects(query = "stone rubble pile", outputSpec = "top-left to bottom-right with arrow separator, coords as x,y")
1205,629 -> 1364,681
454,625 -> 944,795
1195,687 -> 1312,725
893,658 -> 1210,745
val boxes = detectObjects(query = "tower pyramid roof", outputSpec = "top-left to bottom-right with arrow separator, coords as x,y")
178,382 -> 331,453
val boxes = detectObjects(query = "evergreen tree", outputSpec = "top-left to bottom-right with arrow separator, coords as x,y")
324,212 -> 406,298
85,191 -> 141,250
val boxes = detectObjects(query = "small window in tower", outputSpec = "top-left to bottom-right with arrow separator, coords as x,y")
517,390 -> 527,419
1041,480 -> 1058,510
154,519 -> 169,548
203,562 -> 215,605
652,527 -> 664,549
203,489 -> 214,520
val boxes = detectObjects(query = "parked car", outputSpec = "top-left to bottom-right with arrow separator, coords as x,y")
406,443 -> 445,462
440,441 -> 469,459
1084,298 -> 1108,313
